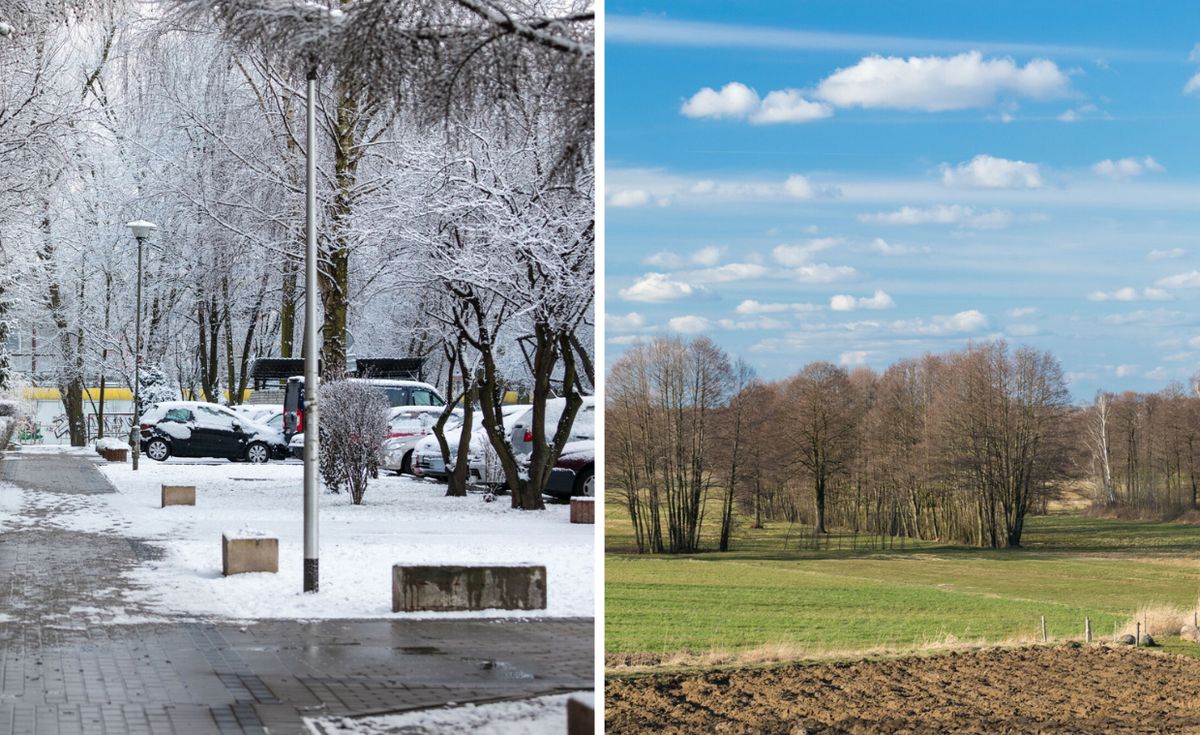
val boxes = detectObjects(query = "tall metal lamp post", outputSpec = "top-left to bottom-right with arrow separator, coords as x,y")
126,220 -> 156,471
303,67 -> 320,593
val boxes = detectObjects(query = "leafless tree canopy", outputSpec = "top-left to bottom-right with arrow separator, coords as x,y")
608,337 -> 1080,553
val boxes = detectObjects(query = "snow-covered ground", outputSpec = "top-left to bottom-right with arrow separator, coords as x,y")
304,692 -> 590,735
4,449 -> 592,621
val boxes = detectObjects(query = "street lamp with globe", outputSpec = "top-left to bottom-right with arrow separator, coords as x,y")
126,220 -> 156,470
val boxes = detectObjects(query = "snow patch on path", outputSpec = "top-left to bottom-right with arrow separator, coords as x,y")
304,692 -> 589,735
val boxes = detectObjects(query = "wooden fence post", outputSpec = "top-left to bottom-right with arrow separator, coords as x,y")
1136,621 -> 1141,647
1041,615 -> 1047,642
1085,617 -> 1091,643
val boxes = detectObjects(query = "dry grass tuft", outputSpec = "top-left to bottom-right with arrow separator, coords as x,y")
1117,604 -> 1198,638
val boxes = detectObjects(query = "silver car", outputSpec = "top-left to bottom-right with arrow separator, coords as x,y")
471,397 -> 596,488
381,407 -> 460,474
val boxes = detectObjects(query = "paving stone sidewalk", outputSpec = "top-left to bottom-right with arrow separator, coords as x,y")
0,451 -> 593,734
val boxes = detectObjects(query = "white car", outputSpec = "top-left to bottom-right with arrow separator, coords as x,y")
412,404 -> 529,481
380,406 -> 461,474
471,396 -> 596,488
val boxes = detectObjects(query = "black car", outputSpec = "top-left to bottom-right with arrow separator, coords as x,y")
139,402 -> 290,463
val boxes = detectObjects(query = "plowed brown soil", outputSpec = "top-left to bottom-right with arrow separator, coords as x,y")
606,645 -> 1200,734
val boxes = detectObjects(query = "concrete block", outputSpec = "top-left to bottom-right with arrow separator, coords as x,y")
570,497 -> 595,524
222,533 -> 278,575
392,564 -> 547,612
567,695 -> 595,735
161,485 -> 195,507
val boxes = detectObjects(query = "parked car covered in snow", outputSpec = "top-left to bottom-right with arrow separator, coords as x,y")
380,406 -> 462,474
412,404 -> 530,481
471,396 -> 596,489
139,401 -> 289,463
540,439 -> 595,500
283,377 -> 444,438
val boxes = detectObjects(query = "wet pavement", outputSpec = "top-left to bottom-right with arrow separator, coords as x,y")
0,452 -> 593,734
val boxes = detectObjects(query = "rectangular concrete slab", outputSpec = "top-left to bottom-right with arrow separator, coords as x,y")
161,485 -> 195,507
393,564 -> 547,612
222,535 -> 278,575
570,497 -> 595,524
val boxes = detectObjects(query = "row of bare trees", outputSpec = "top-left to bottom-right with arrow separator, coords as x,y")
1085,385 -> 1200,514
609,337 -> 1081,552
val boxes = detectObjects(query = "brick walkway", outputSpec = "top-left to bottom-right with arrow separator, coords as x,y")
0,452 -> 593,734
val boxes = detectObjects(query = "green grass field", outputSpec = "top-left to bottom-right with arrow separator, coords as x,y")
606,500 -> 1200,660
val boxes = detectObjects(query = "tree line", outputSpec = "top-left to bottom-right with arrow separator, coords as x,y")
609,336 -> 1200,553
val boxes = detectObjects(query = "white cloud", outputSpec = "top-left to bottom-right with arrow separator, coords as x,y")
830,290 -> 896,311
1091,156 -> 1164,180
644,246 -> 723,269
680,82 -> 760,119
814,51 -> 1071,111
619,273 -> 704,302
869,237 -> 929,256
606,312 -> 646,332
686,263 -> 772,283
783,174 -> 815,199
1087,287 -> 1172,302
771,238 -> 840,266
859,204 -> 1013,229
1148,248 -> 1186,261
839,350 -> 873,366
667,315 -> 712,334
1056,103 -> 1099,123
1007,306 -> 1037,318
1189,336 -> 1200,350
893,309 -> 988,335
692,245 -> 722,266
1185,72 -> 1200,95
716,317 -> 791,330
736,299 -> 820,315
940,154 -> 1043,189
751,90 -> 834,124
791,264 -> 857,282
1115,364 -> 1138,377
681,82 -> 832,124
609,189 -> 651,207
1156,270 -> 1200,288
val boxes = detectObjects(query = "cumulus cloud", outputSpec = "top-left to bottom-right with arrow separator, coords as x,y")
771,238 -> 840,266
1007,306 -> 1037,318
1157,270 -> 1200,288
609,189 -> 651,207
859,204 -> 1013,229
716,317 -> 791,330
686,263 -> 772,283
1185,72 -> 1200,95
940,154 -> 1043,189
644,246 -> 723,269
736,299 -> 820,315
783,174 -> 815,199
618,273 -> 704,302
1148,248 -> 1186,261
839,350 -> 873,367
753,89 -> 834,123
830,290 -> 895,311
1087,287 -> 1172,302
1091,156 -> 1164,180
869,238 -> 929,256
893,310 -> 988,335
607,312 -> 646,332
791,264 -> 857,283
680,82 -> 760,119
1114,364 -> 1138,378
667,315 -> 712,334
681,82 -> 832,124
814,51 -> 1071,111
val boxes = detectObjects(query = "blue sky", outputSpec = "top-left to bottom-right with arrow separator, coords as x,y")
604,1 -> 1200,400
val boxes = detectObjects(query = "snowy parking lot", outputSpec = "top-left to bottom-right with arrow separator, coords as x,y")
5,448 -> 593,621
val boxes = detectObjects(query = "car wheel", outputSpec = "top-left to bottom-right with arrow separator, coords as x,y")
146,439 -> 171,462
574,467 -> 594,497
245,442 -> 270,464
400,450 -> 413,475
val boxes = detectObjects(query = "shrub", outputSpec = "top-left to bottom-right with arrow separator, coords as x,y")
318,381 -> 389,504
